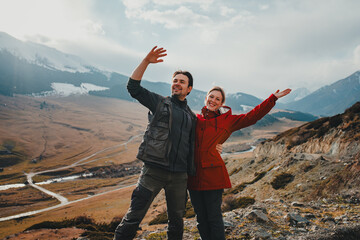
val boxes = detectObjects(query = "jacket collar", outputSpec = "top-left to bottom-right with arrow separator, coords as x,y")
171,95 -> 187,109
201,106 -> 232,119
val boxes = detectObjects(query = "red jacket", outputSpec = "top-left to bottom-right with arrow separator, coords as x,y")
187,94 -> 277,191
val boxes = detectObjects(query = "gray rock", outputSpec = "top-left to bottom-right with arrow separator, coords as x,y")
252,205 -> 268,214
246,210 -> 270,223
291,202 -> 305,207
310,225 -> 321,231
270,211 -> 284,217
223,220 -> 234,227
304,213 -> 316,219
286,213 -> 311,227
254,229 -> 271,239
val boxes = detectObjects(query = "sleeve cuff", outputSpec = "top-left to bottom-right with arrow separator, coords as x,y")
270,93 -> 278,101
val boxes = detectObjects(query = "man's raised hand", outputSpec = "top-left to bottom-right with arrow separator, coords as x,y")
145,46 -> 167,64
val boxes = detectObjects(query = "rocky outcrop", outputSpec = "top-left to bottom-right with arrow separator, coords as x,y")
311,159 -> 360,201
241,102 -> 360,204
255,102 -> 360,160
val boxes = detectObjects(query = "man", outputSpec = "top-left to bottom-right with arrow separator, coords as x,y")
113,46 -> 196,240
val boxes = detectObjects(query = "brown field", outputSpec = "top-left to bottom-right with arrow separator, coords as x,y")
0,186 -> 59,218
0,185 -> 136,239
0,94 -> 303,239
29,176 -> 137,202
0,94 -> 149,238
0,94 -> 147,176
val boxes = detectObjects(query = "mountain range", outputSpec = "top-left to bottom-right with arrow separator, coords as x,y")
0,31 -> 359,118
284,72 -> 360,116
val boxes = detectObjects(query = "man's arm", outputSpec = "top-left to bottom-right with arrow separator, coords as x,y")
131,46 -> 167,81
127,46 -> 167,113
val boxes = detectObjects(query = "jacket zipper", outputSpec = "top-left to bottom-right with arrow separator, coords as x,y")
173,111 -> 185,171
197,118 -> 206,189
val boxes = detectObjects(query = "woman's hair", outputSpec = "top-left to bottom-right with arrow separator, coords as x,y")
207,86 -> 226,104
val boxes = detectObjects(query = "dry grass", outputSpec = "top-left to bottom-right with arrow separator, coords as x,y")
5,228 -> 85,240
0,94 -> 150,238
0,186 -> 59,217
0,94 -> 147,179
39,176 -> 135,201
0,185 -> 137,239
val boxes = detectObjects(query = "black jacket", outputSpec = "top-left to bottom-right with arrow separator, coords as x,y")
127,78 -> 196,175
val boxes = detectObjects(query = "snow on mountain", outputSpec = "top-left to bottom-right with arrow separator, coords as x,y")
240,105 -> 254,112
0,32 -> 92,73
32,82 -> 109,97
278,87 -> 311,103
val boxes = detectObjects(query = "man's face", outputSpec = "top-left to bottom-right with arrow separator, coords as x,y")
171,74 -> 192,100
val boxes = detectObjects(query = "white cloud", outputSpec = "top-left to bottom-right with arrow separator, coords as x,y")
199,28 -> 219,45
0,0 -> 105,42
353,45 -> 360,67
259,4 -> 269,10
81,19 -> 106,36
128,6 -> 211,29
2,0 -> 360,98
152,0 -> 214,10
122,0 -> 149,9
152,0 -> 213,5
220,6 -> 236,17
228,11 -> 254,26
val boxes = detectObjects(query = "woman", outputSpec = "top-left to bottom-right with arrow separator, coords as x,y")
187,86 -> 291,240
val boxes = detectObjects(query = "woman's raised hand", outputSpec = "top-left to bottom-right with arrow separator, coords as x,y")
274,88 -> 292,99
144,46 -> 167,64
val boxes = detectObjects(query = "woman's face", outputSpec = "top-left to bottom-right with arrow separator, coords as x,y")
205,90 -> 223,111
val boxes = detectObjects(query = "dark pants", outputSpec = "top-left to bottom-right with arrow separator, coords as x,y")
114,165 -> 188,240
189,189 -> 225,240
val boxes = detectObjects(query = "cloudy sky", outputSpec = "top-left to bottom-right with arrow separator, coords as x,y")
1,0 -> 360,98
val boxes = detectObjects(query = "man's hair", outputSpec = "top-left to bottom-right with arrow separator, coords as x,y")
173,70 -> 193,88
207,86 -> 226,104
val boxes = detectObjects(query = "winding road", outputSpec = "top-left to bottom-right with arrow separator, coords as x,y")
0,136 -> 255,222
0,134 -> 142,222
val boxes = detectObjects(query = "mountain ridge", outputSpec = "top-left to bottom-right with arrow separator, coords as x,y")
2,31 -> 357,119
284,71 -> 360,116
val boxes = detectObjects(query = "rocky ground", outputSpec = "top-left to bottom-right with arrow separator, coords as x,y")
136,199 -> 360,240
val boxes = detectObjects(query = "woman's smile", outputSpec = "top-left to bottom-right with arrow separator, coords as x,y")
206,90 -> 223,111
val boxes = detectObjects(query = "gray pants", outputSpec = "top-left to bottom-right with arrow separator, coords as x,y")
114,164 -> 188,240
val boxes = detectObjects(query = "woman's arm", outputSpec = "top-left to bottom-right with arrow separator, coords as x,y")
228,89 -> 291,132
274,89 -> 292,99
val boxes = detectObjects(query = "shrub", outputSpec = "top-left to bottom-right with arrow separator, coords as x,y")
225,171 -> 267,195
26,215 -> 95,230
107,215 -> 123,232
145,231 -> 167,240
184,201 -> 195,218
227,183 -> 247,194
271,173 -> 294,190
81,231 -> 113,240
26,215 -> 123,240
249,171 -> 267,184
229,167 -> 242,176
222,195 -> 255,212
149,211 -> 168,225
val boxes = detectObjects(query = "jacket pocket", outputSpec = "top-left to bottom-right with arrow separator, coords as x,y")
200,150 -> 223,168
145,124 -> 169,159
